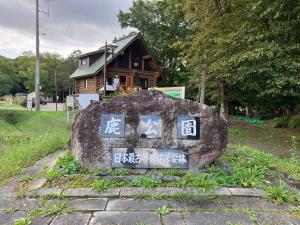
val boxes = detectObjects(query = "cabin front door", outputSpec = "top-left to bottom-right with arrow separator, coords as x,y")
140,78 -> 148,90
125,76 -> 133,91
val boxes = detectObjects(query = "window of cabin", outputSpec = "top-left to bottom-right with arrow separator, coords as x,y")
132,55 -> 141,69
144,59 -> 153,71
106,77 -> 113,85
80,57 -> 89,67
80,79 -> 89,89
117,51 -> 129,68
120,76 -> 126,85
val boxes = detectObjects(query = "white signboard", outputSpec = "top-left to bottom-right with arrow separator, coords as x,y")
66,96 -> 74,108
78,93 -> 99,109
27,98 -> 32,110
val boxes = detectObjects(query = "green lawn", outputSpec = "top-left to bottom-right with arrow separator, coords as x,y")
229,118 -> 300,158
0,101 -> 26,110
0,109 -> 70,185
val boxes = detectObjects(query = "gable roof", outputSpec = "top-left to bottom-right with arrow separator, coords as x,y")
70,33 -> 141,79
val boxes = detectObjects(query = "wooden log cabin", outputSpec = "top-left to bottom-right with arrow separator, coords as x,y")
70,33 -> 160,95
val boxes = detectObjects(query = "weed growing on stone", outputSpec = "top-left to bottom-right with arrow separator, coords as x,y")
108,168 -> 131,176
155,169 -> 185,177
154,192 -> 169,200
132,176 -> 162,188
156,205 -> 171,215
290,136 -> 299,163
56,152 -> 87,175
3,207 -> 18,213
14,217 -> 29,225
133,194 -> 152,200
172,192 -> 211,202
242,209 -> 258,224
42,193 -> 66,200
44,168 -> 62,182
29,202 -> 72,221
90,178 -> 119,192
265,181 -> 299,205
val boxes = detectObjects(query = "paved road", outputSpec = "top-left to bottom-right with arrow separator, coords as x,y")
40,103 -> 64,111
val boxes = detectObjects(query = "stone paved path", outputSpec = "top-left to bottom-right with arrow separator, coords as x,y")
0,151 -> 299,225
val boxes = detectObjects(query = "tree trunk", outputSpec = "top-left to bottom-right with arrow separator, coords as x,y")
199,69 -> 206,105
220,80 -> 229,120
197,55 -> 208,104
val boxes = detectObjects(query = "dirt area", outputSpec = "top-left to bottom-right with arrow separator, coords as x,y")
229,119 -> 300,158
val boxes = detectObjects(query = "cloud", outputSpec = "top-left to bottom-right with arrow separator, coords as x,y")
0,0 -> 134,58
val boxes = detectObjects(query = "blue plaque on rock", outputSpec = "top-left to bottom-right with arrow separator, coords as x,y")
101,114 -> 125,138
139,115 -> 162,138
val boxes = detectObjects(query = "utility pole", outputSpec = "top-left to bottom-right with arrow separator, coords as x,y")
35,0 -> 40,111
103,41 -> 108,96
54,59 -> 58,111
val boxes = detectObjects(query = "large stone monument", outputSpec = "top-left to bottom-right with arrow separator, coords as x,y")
71,90 -> 227,169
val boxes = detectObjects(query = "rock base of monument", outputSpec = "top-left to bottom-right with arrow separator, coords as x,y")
71,90 -> 228,169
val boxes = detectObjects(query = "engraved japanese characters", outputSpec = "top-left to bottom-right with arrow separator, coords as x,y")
70,90 -> 227,169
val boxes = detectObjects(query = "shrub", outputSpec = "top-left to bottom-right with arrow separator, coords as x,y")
0,110 -> 22,125
13,96 -> 26,106
272,116 -> 290,128
288,114 -> 300,129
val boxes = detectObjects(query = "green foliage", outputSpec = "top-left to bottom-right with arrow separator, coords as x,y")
13,96 -> 26,107
90,179 -> 118,192
232,165 -> 267,188
14,218 -> 30,225
242,209 -> 258,224
272,114 -> 300,130
0,110 -> 70,184
132,176 -> 161,188
44,169 -> 62,182
108,168 -> 131,176
182,0 -> 300,113
0,110 -> 23,125
155,169 -> 185,177
189,174 -> 218,190
272,116 -> 290,128
34,202 -> 74,217
172,192 -> 210,202
0,72 -> 13,96
156,205 -> 171,215
118,0 -> 192,86
290,136 -> 299,163
265,181 -> 299,205
57,153 -> 85,175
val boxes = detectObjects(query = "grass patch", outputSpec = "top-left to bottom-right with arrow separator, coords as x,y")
41,143 -> 300,205
90,178 -> 120,192
0,109 -> 70,185
132,176 -> 162,188
272,114 -> 300,130
155,169 -> 185,177
230,144 -> 300,181
265,181 -> 299,205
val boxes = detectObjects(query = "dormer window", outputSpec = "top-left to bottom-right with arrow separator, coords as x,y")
79,57 -> 89,67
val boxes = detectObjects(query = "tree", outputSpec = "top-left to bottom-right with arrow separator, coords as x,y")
0,71 -> 13,96
118,0 -> 192,86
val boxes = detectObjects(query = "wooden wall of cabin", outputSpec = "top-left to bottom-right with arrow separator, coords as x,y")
74,76 -> 98,94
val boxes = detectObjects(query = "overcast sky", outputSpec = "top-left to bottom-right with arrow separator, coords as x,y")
0,0 -> 134,59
